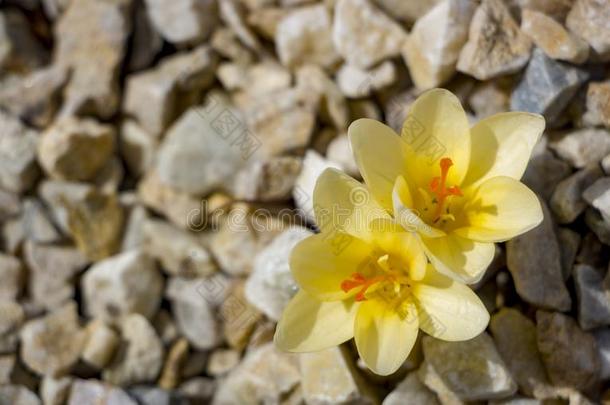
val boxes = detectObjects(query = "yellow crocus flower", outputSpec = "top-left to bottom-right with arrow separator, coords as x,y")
350,88 -> 544,283
275,168 -> 489,376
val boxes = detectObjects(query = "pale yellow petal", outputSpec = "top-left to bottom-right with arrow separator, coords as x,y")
413,265 -> 489,341
393,176 -> 446,238
291,232 -> 374,301
462,112 -> 545,188
454,176 -> 543,242
348,119 -> 409,212
420,233 -> 495,284
354,299 -> 419,376
274,291 -> 358,352
314,168 -> 390,242
369,218 -> 427,281
401,88 -> 470,188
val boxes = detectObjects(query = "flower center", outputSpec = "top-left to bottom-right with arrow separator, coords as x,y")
429,157 -> 463,223
340,254 -> 410,302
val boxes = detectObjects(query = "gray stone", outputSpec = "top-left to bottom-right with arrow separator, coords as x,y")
82,250 -> 163,323
128,387 -> 188,405
179,378 -> 216,404
0,355 -> 15,385
536,311 -> 600,390
457,0 -> 531,80
550,128 -> 610,169
220,0 -> 262,52
0,110 -> 39,194
102,314 -> 164,386
594,328 -> 610,380
373,0 -> 441,23
522,137 -> 572,202
245,227 -> 313,321
585,207 -> 610,245
0,189 -> 21,222
404,0 -> 476,89
156,102 -> 247,195
144,0 -> 217,46
468,82 -> 510,119
23,241 -> 89,310
574,264 -> 610,330
557,227 -> 581,280
68,380 -> 136,405
0,386 -> 41,405
81,320 -> 120,370
213,343 -> 300,405
55,0 -> 132,119
0,254 -> 22,302
511,47 -> 588,124
490,308 -> 550,396
22,199 -> 60,244
420,333 -> 517,401
38,117 -> 115,182
583,177 -> 610,221
567,0 -> 610,61
0,301 -> 24,354
165,277 -> 221,350
550,164 -> 604,223
124,46 -> 218,138
333,0 -> 408,69
0,10 -> 48,74
232,157 -> 303,202
383,372 -> 439,405
142,219 -> 216,277
327,134 -> 359,178
126,1 -> 163,72
0,66 -> 67,128
207,349 -> 240,377
20,302 -> 85,377
583,81 -> 610,128
506,199 -> 571,311
119,120 -> 157,178
521,9 -> 589,64
300,347 -> 375,405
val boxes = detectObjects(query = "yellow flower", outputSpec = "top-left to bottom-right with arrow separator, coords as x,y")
349,88 -> 544,283
274,169 -> 489,376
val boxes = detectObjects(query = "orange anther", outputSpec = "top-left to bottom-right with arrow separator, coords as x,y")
429,157 -> 462,221
340,273 -> 389,301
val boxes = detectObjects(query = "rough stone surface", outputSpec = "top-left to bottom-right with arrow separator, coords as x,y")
584,177 -> 610,222
403,0 -> 476,89
595,328 -> 610,380
584,80 -> 610,128
0,254 -> 22,302
102,314 -> 164,386
566,0 -> 610,61
40,376 -> 72,405
0,301 -> 24,354
536,311 -> 600,390
420,333 -> 517,401
457,0 -> 532,80
68,379 -> 136,405
0,385 -> 41,405
333,0 -> 408,69
511,48 -> 588,123
55,0 -> 132,119
245,227 -> 313,321
82,250 -> 163,323
275,5 -> 339,69
506,200 -> 571,311
522,137 -> 572,201
0,111 -> 40,194
38,117 -> 115,182
232,156 -> 302,202
0,9 -> 48,74
550,164 -> 604,224
144,0 -> 217,46
336,61 -> 396,98
383,372 -> 439,405
550,128 -> 610,169
574,264 -> 610,330
521,9 -> 589,64
490,308 -> 550,396
20,302 -> 85,377
81,320 -> 120,370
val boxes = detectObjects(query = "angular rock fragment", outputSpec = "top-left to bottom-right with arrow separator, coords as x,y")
403,0 -> 476,89
383,372 -> 439,405
521,9 -> 589,64
420,333 -> 517,401
0,385 -> 41,405
550,128 -> 610,169
336,61 -> 396,98
0,9 -> 48,74
511,48 -> 588,123
38,117 -> 115,182
373,0 -> 442,23
55,0 -> 132,118
0,301 -> 24,354
566,0 -> 610,61
550,165 -> 604,224
82,250 -> 163,323
144,0 -> 218,46
574,264 -> 610,330
232,156 -> 302,202
41,376 -> 72,405
0,254 -> 22,302
333,0 -> 407,69
536,311 -> 600,390
0,111 -> 40,194
457,0 -> 532,80
506,200 -> 571,311
584,177 -> 610,221
81,320 -> 120,370
102,314 -> 164,386
583,81 -> 610,128
68,380 -> 136,405
20,302 -> 85,377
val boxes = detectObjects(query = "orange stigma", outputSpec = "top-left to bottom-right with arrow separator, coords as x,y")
430,157 -> 462,222
340,273 -> 390,301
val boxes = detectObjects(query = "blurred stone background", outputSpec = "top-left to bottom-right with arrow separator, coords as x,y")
0,0 -> 609,403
